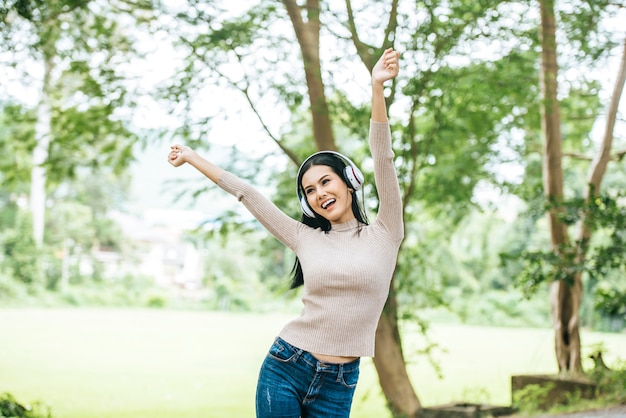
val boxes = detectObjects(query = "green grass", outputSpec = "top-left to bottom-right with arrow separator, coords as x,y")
0,308 -> 624,418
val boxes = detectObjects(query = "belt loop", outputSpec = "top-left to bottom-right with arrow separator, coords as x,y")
293,347 -> 303,362
337,363 -> 344,382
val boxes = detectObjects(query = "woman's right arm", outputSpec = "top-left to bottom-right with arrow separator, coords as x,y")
168,145 -> 302,250
168,144 -> 223,184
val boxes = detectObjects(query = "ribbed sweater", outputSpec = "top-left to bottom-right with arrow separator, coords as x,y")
217,120 -> 404,357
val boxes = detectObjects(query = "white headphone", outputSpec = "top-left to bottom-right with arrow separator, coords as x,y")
296,150 -> 364,218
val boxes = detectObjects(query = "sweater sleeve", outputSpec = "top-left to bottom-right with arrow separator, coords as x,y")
217,171 -> 302,251
370,120 -> 404,242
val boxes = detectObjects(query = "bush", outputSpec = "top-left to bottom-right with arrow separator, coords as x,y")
145,294 -> 167,308
590,359 -> 626,404
0,393 -> 52,418
513,356 -> 626,416
512,382 -> 555,413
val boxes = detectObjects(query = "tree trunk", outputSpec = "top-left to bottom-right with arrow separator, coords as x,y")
539,0 -> 582,374
343,2 -> 422,412
282,0 -> 336,152
373,290 -> 421,418
549,276 -> 583,372
30,54 -> 54,247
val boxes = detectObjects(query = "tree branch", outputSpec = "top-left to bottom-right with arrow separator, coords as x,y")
179,37 -> 300,166
531,148 -> 626,161
345,0 -> 399,112
576,36 -> 626,246
382,0 -> 399,50
586,36 -> 626,190
345,0 -> 376,69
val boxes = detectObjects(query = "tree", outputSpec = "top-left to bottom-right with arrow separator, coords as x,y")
537,0 -> 625,374
342,2 -> 542,415
0,0 -> 153,248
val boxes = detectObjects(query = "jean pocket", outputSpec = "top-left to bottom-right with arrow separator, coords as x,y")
267,338 -> 297,363
339,366 -> 360,388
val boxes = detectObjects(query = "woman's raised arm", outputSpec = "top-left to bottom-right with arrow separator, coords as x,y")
371,48 -> 400,122
168,144 -> 224,184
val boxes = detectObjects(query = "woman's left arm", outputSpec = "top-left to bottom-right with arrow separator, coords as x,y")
370,48 -> 404,241
371,48 -> 400,122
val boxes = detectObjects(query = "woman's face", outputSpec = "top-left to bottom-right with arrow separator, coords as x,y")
301,164 -> 355,224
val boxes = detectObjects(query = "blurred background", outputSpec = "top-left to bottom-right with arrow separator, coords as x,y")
0,0 -> 625,417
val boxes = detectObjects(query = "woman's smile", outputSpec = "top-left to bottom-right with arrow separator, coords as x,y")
321,198 -> 336,209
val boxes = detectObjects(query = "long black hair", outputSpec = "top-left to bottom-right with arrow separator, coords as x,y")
289,153 -> 369,289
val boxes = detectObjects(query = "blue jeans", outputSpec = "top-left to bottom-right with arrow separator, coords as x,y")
256,337 -> 360,418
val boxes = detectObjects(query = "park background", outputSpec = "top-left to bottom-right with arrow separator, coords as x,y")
0,0 -> 625,417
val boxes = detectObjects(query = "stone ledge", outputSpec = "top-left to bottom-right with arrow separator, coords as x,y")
421,402 -> 516,418
511,374 -> 597,409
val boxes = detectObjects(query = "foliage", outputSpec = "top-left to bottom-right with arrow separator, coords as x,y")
512,383 -> 556,414
0,1 -> 145,185
0,0 -> 622,330
0,210 -> 41,286
142,0 -> 626,339
0,104 -> 36,187
512,356 -> 626,416
0,161 -> 133,292
58,274 -> 168,307
501,192 -> 626,321
590,360 -> 626,405
0,393 -> 51,418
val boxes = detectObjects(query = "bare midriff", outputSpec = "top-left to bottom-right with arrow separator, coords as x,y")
311,353 -> 359,364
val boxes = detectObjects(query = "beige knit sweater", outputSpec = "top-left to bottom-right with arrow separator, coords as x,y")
218,120 -> 404,357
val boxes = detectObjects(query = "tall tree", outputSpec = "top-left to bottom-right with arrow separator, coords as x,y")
341,0 -> 423,411
341,2 -> 543,415
538,0 -> 580,372
537,0 -> 625,374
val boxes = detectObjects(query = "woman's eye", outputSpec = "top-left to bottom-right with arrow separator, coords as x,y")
322,179 -> 330,185
305,188 -> 314,195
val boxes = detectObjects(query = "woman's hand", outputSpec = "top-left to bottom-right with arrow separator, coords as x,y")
168,144 -> 191,167
167,145 -> 224,183
372,48 -> 400,85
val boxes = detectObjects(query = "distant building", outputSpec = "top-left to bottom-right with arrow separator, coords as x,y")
93,208 -> 211,289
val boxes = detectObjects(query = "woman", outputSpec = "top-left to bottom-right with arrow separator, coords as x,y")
168,48 -> 403,418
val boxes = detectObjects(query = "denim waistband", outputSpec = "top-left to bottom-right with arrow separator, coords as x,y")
275,336 -> 360,373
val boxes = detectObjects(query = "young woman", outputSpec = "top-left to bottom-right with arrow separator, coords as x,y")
168,48 -> 403,418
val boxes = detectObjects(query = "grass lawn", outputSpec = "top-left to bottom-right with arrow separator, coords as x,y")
0,308 -> 624,417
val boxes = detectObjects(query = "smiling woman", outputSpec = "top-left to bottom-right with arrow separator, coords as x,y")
166,48 -> 403,418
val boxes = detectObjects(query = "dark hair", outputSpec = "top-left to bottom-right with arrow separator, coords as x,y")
290,153 -> 369,289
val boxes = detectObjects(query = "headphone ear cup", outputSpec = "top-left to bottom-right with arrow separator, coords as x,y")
344,166 -> 364,191
300,196 -> 316,218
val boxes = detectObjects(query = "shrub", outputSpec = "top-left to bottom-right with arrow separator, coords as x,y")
590,359 -> 626,404
0,393 -> 52,418
512,382 -> 555,413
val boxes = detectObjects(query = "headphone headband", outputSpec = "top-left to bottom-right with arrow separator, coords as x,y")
296,150 -> 364,218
